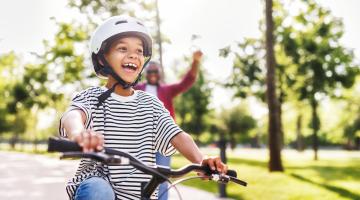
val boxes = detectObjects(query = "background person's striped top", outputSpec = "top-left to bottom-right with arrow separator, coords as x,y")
59,86 -> 182,200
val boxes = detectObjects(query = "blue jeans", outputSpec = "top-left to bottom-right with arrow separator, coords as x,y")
156,152 -> 171,200
75,177 -> 115,200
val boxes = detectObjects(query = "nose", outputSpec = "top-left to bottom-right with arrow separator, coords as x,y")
127,51 -> 138,60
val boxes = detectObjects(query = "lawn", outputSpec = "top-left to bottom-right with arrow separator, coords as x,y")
171,148 -> 360,200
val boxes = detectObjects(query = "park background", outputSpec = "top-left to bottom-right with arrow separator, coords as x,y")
0,0 -> 359,199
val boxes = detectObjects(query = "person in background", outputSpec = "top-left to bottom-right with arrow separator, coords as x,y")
134,50 -> 203,200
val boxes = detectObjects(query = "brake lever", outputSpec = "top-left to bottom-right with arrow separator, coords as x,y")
210,174 -> 230,184
210,174 -> 247,186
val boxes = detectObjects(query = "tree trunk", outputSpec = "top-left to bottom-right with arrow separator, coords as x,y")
229,133 -> 236,150
278,92 -> 284,149
310,98 -> 320,160
277,71 -> 285,149
265,0 -> 283,172
10,133 -> 19,149
296,114 -> 304,151
355,137 -> 360,150
33,139 -> 38,153
155,0 -> 165,82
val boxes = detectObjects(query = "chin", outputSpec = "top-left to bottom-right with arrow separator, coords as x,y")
125,77 -> 138,83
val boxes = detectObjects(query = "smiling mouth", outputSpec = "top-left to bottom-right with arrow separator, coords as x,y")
122,63 -> 138,72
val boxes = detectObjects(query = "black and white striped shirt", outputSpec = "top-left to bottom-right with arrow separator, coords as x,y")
59,86 -> 182,200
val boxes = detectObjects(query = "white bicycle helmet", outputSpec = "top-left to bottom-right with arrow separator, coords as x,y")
90,16 -> 152,77
90,16 -> 153,106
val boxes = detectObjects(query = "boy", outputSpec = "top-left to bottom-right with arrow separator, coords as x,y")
60,16 -> 227,200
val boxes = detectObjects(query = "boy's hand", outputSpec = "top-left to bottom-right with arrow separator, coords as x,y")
201,156 -> 228,175
71,130 -> 104,152
192,50 -> 203,63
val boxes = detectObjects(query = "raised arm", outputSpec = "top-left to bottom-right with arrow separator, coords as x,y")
168,50 -> 203,96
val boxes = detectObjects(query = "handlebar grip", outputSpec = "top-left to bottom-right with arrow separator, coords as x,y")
227,169 -> 237,178
202,165 -> 237,177
48,137 -> 82,152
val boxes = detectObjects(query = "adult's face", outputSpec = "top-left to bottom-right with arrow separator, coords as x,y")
146,64 -> 160,85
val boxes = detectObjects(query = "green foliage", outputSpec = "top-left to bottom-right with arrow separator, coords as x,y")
41,20 -> 93,87
220,39 -> 266,101
0,52 -> 22,134
221,0 -> 359,147
175,68 -> 212,140
219,104 -> 257,147
276,0 -> 359,101
0,49 -> 65,141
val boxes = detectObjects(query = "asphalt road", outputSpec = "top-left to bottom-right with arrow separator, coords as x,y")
0,151 -> 229,200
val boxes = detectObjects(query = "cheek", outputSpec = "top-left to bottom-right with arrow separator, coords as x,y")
104,53 -> 115,66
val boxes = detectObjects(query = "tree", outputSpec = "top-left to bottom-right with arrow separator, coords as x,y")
0,52 -> 20,140
0,53 -> 40,148
278,0 -> 359,160
221,0 -> 359,162
220,0 -> 284,171
265,0 -> 283,171
220,105 -> 257,148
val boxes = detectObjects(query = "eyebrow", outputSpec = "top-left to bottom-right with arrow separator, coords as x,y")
115,41 -> 143,47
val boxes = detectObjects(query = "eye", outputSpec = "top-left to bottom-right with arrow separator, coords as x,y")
117,46 -> 127,52
136,48 -> 144,55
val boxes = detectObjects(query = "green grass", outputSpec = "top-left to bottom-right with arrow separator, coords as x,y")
171,149 -> 360,200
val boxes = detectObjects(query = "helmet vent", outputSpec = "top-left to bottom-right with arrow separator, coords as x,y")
136,22 -> 144,26
115,20 -> 128,25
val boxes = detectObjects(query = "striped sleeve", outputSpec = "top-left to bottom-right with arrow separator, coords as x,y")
59,90 -> 92,138
153,98 -> 182,156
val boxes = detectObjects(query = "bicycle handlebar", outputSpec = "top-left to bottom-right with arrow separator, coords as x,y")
49,137 -> 170,181
48,137 -> 247,196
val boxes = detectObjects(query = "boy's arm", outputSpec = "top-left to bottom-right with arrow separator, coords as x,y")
61,110 -> 86,139
171,132 -> 228,173
61,109 -> 103,152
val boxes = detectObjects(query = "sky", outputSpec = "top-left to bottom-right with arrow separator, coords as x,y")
0,0 -> 359,117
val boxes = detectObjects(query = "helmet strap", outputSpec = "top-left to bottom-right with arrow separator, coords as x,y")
96,53 -> 151,106
96,81 -> 119,107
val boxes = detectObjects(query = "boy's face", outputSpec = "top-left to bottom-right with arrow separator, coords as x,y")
104,37 -> 145,83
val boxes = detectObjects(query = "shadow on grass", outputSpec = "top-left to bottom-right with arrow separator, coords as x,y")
229,157 -> 360,182
290,173 -> 360,200
287,160 -> 360,182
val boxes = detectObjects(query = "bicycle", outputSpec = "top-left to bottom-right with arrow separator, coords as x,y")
48,137 -> 247,200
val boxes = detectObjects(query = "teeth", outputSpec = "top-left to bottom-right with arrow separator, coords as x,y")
124,63 -> 137,69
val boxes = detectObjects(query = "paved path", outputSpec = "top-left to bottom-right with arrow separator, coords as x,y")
0,151 -> 230,200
